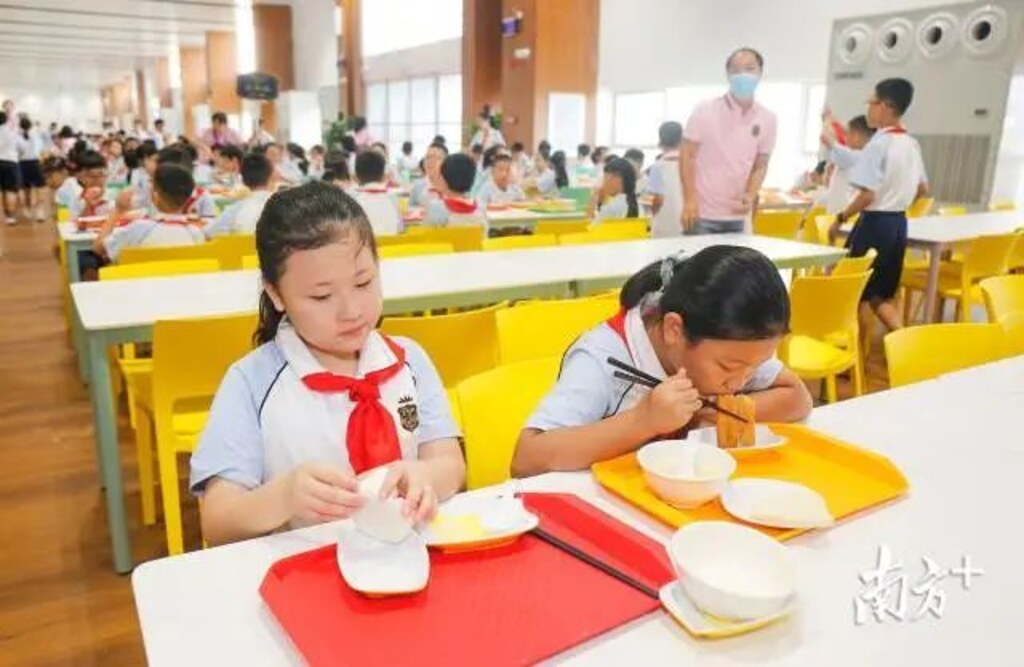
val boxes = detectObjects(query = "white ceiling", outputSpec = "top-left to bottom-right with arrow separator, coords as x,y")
0,0 -> 259,88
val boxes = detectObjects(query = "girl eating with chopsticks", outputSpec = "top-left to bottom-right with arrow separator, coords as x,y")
512,245 -> 812,476
190,181 -> 465,545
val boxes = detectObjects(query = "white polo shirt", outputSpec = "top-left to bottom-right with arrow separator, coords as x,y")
849,127 -> 927,213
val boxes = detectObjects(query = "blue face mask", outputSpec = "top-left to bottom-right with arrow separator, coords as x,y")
729,72 -> 760,100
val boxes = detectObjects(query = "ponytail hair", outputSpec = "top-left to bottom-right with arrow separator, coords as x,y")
619,245 -> 790,343
550,150 -> 569,189
20,116 -> 31,140
254,181 -> 378,345
602,157 -> 638,218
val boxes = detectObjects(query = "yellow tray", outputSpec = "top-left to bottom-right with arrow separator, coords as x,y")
591,423 -> 909,541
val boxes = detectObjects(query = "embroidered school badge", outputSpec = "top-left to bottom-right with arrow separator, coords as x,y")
397,395 -> 420,432
752,124 -> 761,137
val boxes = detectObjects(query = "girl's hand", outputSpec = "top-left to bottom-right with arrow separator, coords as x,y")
287,463 -> 363,524
379,461 -> 439,523
636,368 -> 702,437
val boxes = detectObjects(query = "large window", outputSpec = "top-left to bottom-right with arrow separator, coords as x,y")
366,74 -> 462,156
361,0 -> 462,57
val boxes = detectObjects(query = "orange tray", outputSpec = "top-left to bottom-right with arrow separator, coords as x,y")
591,423 -> 909,541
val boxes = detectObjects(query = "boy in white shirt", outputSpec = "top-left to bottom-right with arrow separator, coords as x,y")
352,149 -> 402,237
819,114 -> 875,215
206,152 -> 276,237
43,157 -> 81,214
475,153 -> 525,209
647,121 -> 685,238
156,145 -> 217,219
94,164 -> 206,263
828,78 -> 928,348
425,153 -> 486,228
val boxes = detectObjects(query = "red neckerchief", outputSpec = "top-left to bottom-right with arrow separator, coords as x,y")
443,196 -> 477,214
358,185 -> 390,194
181,186 -> 206,214
300,335 -> 407,474
80,194 -> 107,217
878,126 -> 907,135
606,309 -> 632,360
153,213 -> 204,227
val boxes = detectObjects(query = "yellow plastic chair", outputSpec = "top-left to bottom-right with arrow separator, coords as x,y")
57,206 -> 70,222
133,313 -> 257,554
380,302 -> 507,387
208,234 -> 256,270
989,200 -> 1017,212
1008,233 -> 1024,272
455,357 -> 561,489
415,226 -> 485,252
938,206 -> 968,216
241,254 -> 259,269
779,271 -> 871,402
814,214 -> 851,248
534,220 -> 590,237
753,210 -> 803,240
590,219 -> 648,235
980,275 -> 1024,322
379,242 -> 453,259
998,312 -> 1024,356
482,234 -> 558,251
496,295 -> 619,364
901,233 -> 1017,322
907,197 -> 935,218
119,243 -> 221,266
832,249 -> 877,276
884,323 -> 1006,388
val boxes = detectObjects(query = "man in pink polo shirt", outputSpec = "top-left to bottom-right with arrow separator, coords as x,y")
679,47 -> 776,234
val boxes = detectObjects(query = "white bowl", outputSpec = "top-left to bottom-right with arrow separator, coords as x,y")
669,521 -> 796,620
637,441 -> 736,509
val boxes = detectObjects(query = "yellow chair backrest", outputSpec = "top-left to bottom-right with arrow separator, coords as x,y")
883,323 -> 1006,388
998,312 -> 1024,356
482,234 -> 558,251
907,197 -> 935,218
938,206 -> 968,216
787,271 -> 871,343
241,254 -> 259,270
496,295 -> 619,364
208,234 -> 256,270
534,220 -> 590,236
152,313 -> 258,447
376,233 -> 416,247
989,200 -> 1017,212
455,356 -> 561,489
980,275 -> 1024,322
1008,232 -> 1024,271
99,258 -> 220,281
379,302 -> 507,387
961,233 -> 1017,285
753,210 -> 803,240
379,242 -> 453,259
119,243 -> 221,266
590,219 -> 648,235
832,249 -> 877,276
57,206 -> 71,222
415,226 -> 485,252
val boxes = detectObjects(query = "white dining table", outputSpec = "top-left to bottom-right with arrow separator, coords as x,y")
131,355 -> 1024,667
839,210 -> 1022,322
73,234 -> 844,574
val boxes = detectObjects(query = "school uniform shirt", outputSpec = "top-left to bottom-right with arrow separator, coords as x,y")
127,171 -> 152,211
0,125 -> 19,163
102,213 -> 206,262
54,178 -> 82,209
475,177 -> 525,209
526,307 -> 783,433
204,190 -> 272,238
535,167 -> 559,197
107,157 -> 128,186
192,163 -> 214,186
409,177 -> 442,208
513,153 -> 532,181
353,183 -> 403,237
470,168 -> 489,197
424,195 -> 487,228
397,154 -> 418,182
213,170 -> 242,190
277,159 -> 305,186
68,190 -> 113,220
647,150 -> 684,238
594,193 -> 630,222
822,145 -> 861,215
849,128 -> 927,212
188,324 -> 460,517
15,131 -> 42,161
183,187 -> 217,219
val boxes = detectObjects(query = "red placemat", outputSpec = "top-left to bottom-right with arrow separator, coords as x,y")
259,492 -> 674,667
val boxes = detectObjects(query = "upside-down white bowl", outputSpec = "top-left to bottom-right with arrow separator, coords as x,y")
637,441 -> 737,509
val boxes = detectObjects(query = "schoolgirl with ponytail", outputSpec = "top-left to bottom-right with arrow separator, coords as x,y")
512,245 -> 812,476
190,181 -> 464,546
591,157 -> 639,222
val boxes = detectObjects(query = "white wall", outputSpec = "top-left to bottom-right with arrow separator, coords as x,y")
290,0 -> 338,91
362,38 -> 462,84
599,0 -> 979,90
0,85 -> 104,132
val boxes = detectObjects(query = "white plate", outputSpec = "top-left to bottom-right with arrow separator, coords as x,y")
721,478 -> 835,529
660,582 -> 796,639
336,522 -> 429,596
420,494 -> 538,550
688,424 -> 787,454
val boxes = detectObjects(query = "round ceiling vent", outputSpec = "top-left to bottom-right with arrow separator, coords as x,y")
837,23 -> 872,66
962,5 -> 1009,57
917,12 -> 959,59
876,18 -> 915,64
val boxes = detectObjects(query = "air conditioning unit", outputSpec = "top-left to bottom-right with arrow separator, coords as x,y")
827,2 -> 1023,205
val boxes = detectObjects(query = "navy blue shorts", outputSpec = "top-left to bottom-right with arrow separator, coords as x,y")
846,210 -> 907,302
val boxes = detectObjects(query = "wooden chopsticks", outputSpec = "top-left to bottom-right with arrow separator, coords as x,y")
531,526 -> 660,600
607,356 -> 753,425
